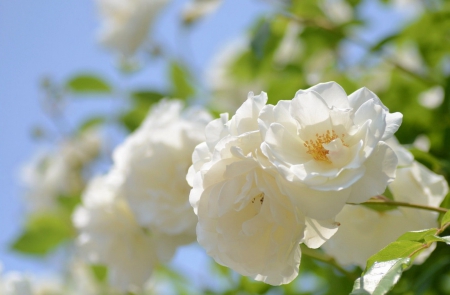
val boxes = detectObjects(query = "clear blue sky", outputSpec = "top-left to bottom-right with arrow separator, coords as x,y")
0,0 -> 412,279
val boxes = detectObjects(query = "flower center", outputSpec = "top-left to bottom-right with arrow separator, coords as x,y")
304,130 -> 347,163
251,193 -> 265,205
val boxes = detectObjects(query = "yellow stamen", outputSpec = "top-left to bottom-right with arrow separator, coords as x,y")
303,130 -> 347,163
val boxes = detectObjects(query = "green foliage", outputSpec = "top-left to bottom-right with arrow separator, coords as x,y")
66,74 -> 111,94
441,210 -> 450,226
78,116 -> 106,133
365,240 -> 423,272
170,62 -> 194,99
90,264 -> 108,283
351,258 -> 410,295
119,90 -> 165,132
57,194 -> 82,213
11,212 -> 74,255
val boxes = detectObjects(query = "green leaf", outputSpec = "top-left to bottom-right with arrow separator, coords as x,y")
439,236 -> 450,245
57,194 -> 81,213
66,74 -> 111,94
250,19 -> 271,59
170,62 -> 194,99
369,34 -> 399,53
365,240 -> 424,271
397,229 -> 439,242
11,213 -> 74,255
441,210 -> 450,227
90,264 -> 108,283
78,117 -> 106,132
351,258 -> 411,295
424,235 -> 450,244
131,90 -> 165,106
119,108 -> 149,132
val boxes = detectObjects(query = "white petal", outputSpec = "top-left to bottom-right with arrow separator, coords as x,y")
347,142 -> 397,203
303,217 -> 340,248
382,112 -> 403,140
291,90 -> 331,128
298,81 -> 350,109
278,176 -> 351,219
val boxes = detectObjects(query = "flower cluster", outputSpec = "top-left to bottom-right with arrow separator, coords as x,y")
73,100 -> 211,291
188,81 -> 403,284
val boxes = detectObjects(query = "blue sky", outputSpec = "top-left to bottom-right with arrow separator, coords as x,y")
0,0 -> 414,280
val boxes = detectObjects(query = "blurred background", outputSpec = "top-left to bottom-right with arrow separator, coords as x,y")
1,0 -> 450,294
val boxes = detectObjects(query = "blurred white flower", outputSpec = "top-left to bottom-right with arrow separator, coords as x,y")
273,21 -> 303,66
206,37 -> 264,113
188,93 -> 338,285
418,86 -> 444,109
73,171 -> 191,292
21,129 -> 103,212
114,99 -> 212,236
321,0 -> 353,24
96,0 -> 169,57
304,49 -> 334,85
0,272 -> 62,295
393,43 -> 426,74
259,82 -> 401,219
413,134 -> 431,152
182,0 -> 222,24
322,141 -> 448,267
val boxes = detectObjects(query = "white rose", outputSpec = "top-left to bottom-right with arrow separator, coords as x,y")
114,99 -> 212,236
188,93 -> 338,285
21,129 -> 103,212
322,143 -> 448,267
73,171 -> 191,292
96,0 -> 169,57
259,82 -> 402,219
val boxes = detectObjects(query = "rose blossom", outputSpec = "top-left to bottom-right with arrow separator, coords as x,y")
259,82 -> 402,219
188,92 -> 338,285
73,171 -> 191,292
114,99 -> 212,236
321,140 -> 448,267
96,0 -> 169,57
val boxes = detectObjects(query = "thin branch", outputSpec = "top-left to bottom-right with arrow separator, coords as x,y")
348,196 -> 448,214
300,244 -> 358,281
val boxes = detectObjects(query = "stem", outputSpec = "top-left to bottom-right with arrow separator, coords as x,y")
348,197 -> 448,214
300,244 -> 358,281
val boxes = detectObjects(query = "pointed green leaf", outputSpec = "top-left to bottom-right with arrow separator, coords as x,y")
351,258 -> 411,295
397,229 -> 438,242
170,62 -> 194,99
66,74 -> 111,94
441,210 -> 450,227
365,240 -> 423,271
424,235 -> 450,244
11,213 -> 74,255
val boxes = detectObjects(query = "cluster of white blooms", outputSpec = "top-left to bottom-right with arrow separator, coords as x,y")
0,261 -> 111,295
0,272 -> 60,295
322,138 -> 448,267
73,100 -> 212,292
21,129 -> 102,212
188,81 -> 402,284
95,0 -> 169,57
